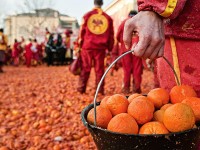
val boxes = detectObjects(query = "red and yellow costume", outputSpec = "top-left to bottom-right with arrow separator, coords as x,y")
65,29 -> 72,48
138,0 -> 200,96
117,18 -> 143,93
0,32 -> 8,65
78,7 -> 114,93
12,41 -> 20,66
25,42 -> 32,67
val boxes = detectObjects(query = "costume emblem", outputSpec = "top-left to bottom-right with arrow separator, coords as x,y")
87,14 -> 108,35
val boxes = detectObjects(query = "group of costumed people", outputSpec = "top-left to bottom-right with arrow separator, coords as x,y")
0,30 -> 45,69
0,27 -> 73,70
12,37 -> 43,67
74,0 -> 200,97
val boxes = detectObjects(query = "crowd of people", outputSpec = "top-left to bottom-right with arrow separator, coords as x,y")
0,27 -> 74,71
2,31 -> 48,69
11,37 -> 43,67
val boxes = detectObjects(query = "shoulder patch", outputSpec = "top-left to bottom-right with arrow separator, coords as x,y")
87,14 -> 108,35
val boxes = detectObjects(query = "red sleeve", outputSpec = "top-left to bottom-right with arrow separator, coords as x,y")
138,0 -> 187,19
116,20 -> 125,43
111,39 -> 119,60
108,18 -> 114,52
78,15 -> 87,48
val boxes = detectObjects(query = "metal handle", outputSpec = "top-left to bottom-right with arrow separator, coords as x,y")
93,50 -> 180,126
93,49 -> 134,126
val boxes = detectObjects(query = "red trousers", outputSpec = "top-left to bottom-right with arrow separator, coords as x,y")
156,37 -> 200,97
78,49 -> 105,93
121,53 -> 143,91
25,54 -> 32,67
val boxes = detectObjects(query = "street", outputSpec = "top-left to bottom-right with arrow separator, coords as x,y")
0,65 -> 154,150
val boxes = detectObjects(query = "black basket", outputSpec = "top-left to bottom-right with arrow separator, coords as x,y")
81,103 -> 200,150
81,50 -> 200,150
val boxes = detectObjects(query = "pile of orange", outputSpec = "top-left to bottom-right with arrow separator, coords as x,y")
87,84 -> 200,135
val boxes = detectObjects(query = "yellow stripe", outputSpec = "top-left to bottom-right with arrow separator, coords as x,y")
170,37 -> 181,85
160,0 -> 178,17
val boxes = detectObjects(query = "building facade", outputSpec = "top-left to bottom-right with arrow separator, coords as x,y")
104,0 -> 137,34
4,8 -> 79,45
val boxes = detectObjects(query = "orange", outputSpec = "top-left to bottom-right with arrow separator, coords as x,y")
100,96 -> 111,109
147,88 -> 169,109
153,110 -> 165,123
163,103 -> 195,132
139,121 -> 169,134
87,105 -> 112,129
106,94 -> 129,116
107,113 -> 138,134
160,103 -> 173,111
170,85 -> 197,104
182,97 -> 200,121
127,96 -> 154,125
127,93 -> 142,103
0,147 -> 8,150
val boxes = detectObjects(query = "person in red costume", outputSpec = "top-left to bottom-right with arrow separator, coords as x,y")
77,0 -> 114,94
109,38 -> 120,76
117,10 -> 143,94
25,38 -> 33,67
123,1 -> 200,97
65,29 -> 73,49
12,39 -> 20,66
65,29 -> 73,63
0,28 -> 8,73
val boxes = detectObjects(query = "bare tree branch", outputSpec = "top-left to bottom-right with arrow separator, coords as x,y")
20,0 -> 53,37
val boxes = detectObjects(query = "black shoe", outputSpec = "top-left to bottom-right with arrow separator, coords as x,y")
135,88 -> 141,94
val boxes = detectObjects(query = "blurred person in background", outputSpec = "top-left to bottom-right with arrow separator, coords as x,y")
77,0 -> 114,94
109,38 -> 120,76
65,29 -> 73,64
117,10 -> 143,94
25,38 -> 33,67
31,39 -> 39,66
37,42 -> 44,65
5,45 -> 12,65
12,39 -> 20,66
19,36 -> 26,65
0,28 -> 8,73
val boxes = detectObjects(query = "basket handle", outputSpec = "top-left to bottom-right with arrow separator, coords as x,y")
93,50 -> 134,126
93,50 -> 180,126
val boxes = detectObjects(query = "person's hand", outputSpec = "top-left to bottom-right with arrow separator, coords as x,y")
75,49 -> 81,57
123,11 -> 165,60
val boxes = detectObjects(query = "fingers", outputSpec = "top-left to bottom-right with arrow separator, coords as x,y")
148,37 -> 165,60
135,32 -> 165,59
157,25 -> 165,57
123,11 -> 165,60
123,19 -> 136,49
133,32 -> 151,57
158,44 -> 164,57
